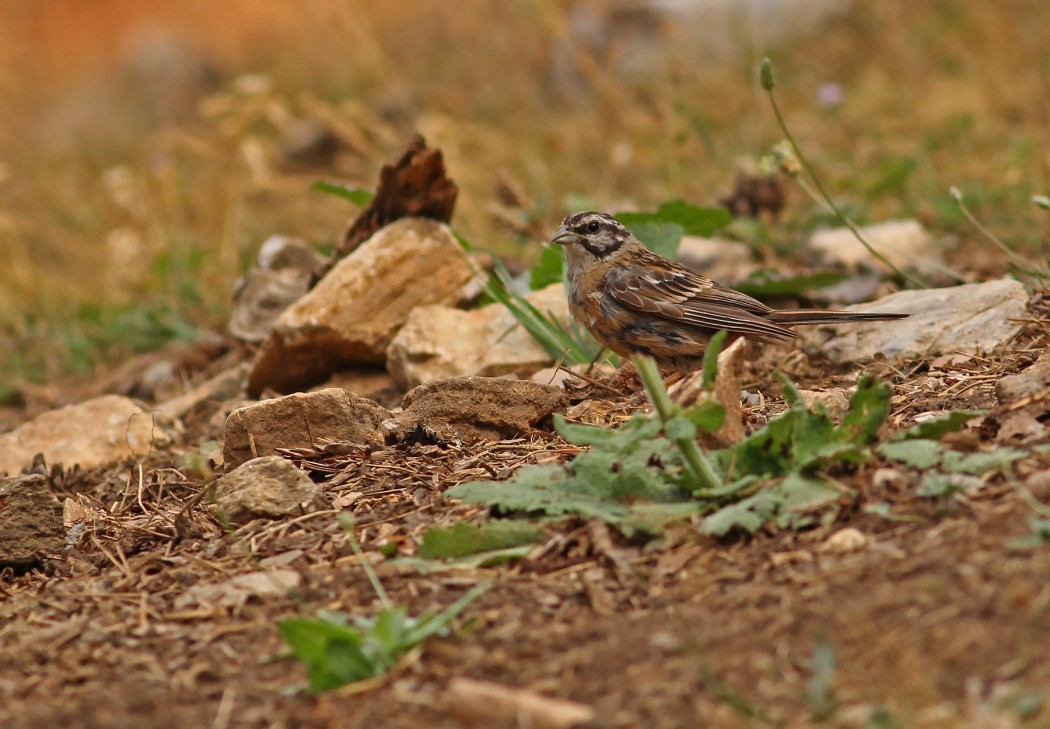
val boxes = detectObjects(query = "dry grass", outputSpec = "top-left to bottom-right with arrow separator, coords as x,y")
1,1 -> 1048,385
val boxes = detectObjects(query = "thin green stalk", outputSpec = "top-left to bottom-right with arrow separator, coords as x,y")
633,356 -> 722,492
339,513 -> 393,611
951,186 -> 1047,288
760,58 -> 927,289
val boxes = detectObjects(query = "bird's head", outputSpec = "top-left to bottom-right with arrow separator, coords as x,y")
549,211 -> 633,267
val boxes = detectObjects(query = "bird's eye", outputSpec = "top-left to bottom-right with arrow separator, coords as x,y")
586,221 -> 600,233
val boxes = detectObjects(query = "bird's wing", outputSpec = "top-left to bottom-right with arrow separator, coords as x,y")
605,263 -> 796,341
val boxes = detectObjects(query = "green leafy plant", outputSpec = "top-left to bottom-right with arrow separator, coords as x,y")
449,361 -> 898,538
875,411 -> 1036,502
279,515 -> 488,692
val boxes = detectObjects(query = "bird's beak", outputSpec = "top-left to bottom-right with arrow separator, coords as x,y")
549,225 -> 579,246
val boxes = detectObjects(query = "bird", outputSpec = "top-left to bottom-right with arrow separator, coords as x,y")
549,211 -> 908,372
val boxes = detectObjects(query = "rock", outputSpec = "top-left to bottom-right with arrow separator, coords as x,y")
808,219 -> 946,277
799,388 -> 851,420
0,474 -> 65,566
223,388 -> 389,469
213,456 -> 327,525
0,395 -> 168,475
390,377 -> 567,442
675,236 -> 759,284
802,279 -> 1028,364
386,284 -> 570,389
229,236 -> 325,343
821,527 -> 870,553
995,350 -> 1050,406
247,218 -> 475,395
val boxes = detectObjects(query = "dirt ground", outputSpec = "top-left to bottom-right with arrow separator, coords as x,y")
3,304 -> 1050,729
4,4 -> 1050,726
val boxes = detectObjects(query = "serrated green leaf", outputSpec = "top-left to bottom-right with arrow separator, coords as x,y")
530,244 -> 566,291
917,472 -> 981,497
418,520 -> 543,560
941,447 -> 1027,474
897,410 -> 985,441
684,400 -> 726,432
665,416 -> 698,442
310,180 -> 374,207
836,375 -> 892,445
877,439 -> 944,469
777,371 -> 806,408
777,473 -> 840,511
700,490 -> 780,536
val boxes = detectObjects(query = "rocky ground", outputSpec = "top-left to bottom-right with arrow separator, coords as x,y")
3,140 -> 1050,729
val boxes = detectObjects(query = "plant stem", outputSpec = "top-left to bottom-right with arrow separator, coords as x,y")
952,187 -> 1046,288
339,514 -> 393,611
634,356 -> 722,492
761,59 -> 927,289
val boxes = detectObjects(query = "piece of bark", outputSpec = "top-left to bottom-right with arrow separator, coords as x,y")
313,134 -> 458,283
445,678 -> 595,729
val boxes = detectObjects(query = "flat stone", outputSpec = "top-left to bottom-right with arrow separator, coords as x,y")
0,474 -> 65,566
996,349 -> 1050,406
223,388 -> 389,469
213,456 -> 327,525
386,283 -> 570,390
390,377 -> 567,442
0,395 -> 169,475
799,388 -> 851,420
247,218 -> 476,395
808,219 -> 947,277
802,279 -> 1028,364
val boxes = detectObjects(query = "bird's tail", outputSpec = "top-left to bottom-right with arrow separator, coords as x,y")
766,309 -> 909,326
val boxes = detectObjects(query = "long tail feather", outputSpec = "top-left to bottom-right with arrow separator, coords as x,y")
766,309 -> 909,326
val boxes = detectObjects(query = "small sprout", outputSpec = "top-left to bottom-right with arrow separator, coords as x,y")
949,186 -> 963,202
1033,195 -> 1050,211
279,514 -> 490,692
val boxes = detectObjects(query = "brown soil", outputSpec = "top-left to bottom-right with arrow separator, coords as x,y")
3,304 -> 1050,729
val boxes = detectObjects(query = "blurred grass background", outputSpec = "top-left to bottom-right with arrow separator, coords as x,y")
1,0 -> 1048,388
